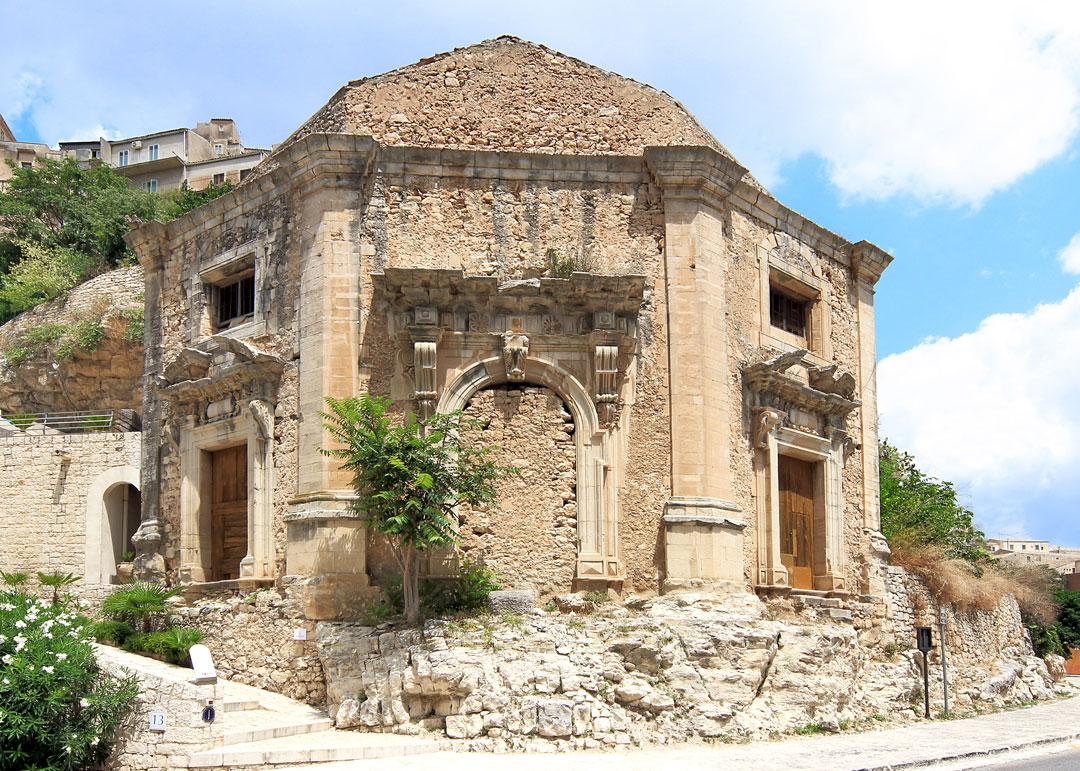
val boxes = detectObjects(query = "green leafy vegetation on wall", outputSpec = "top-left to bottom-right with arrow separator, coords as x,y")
0,159 -> 234,322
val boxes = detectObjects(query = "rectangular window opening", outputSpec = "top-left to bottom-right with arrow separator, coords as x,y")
770,287 -> 809,339
148,144 -> 159,161
118,150 -> 128,167
215,274 -> 255,330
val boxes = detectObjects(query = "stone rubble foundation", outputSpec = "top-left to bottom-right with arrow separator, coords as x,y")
315,580 -> 1068,752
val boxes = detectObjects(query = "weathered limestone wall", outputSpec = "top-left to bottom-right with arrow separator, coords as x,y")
881,567 -> 1053,710
456,386 -> 578,595
353,169 -> 671,593
172,582 -> 325,706
146,189 -> 299,579
0,431 -> 141,595
96,644 -> 223,771
0,266 -> 144,414
725,209 -> 869,591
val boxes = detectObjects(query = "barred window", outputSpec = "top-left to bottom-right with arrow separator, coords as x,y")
770,288 -> 808,339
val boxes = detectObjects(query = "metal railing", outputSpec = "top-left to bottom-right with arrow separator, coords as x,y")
0,409 -> 140,434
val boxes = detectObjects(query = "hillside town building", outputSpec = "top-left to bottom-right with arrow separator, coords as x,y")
0,112 -> 62,191
988,537 -> 1080,574
124,36 -> 893,619
60,118 -> 267,192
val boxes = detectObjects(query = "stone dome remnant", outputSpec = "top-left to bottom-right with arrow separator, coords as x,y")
252,36 -> 762,190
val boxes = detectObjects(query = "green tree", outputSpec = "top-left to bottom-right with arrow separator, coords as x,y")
0,157 -> 155,267
321,394 -> 512,625
1056,588 -> 1080,652
155,180 -> 233,222
879,440 -> 988,563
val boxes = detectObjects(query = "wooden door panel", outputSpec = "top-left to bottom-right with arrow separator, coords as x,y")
210,445 -> 248,581
779,456 -> 815,590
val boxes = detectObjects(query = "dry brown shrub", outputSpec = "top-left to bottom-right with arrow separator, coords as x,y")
891,542 -> 1007,612
999,563 -> 1061,625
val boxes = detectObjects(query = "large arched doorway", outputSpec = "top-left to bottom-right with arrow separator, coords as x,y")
458,384 -> 578,595
437,356 -> 621,584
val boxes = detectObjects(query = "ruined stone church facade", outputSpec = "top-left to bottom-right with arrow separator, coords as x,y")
126,37 -> 892,619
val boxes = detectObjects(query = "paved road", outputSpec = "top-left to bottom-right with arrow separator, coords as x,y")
979,747 -> 1080,770
282,694 -> 1080,771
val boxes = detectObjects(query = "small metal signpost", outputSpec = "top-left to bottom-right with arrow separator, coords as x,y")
916,626 -> 933,719
939,607 -> 949,717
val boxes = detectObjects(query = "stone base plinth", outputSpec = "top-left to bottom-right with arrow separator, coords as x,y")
662,496 -> 748,591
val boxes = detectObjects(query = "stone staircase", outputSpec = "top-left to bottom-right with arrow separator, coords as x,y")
94,644 -> 445,770
188,679 -> 446,769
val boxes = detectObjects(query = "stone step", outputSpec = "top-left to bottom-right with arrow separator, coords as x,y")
222,699 -> 262,713
219,711 -> 333,746
188,731 -> 446,768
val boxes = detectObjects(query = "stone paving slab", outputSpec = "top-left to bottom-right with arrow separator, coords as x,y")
278,694 -> 1080,771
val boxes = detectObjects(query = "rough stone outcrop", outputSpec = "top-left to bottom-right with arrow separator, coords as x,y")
0,266 -> 143,413
315,585 -> 1067,751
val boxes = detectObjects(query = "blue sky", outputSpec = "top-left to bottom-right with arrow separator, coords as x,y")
3,1 -> 1079,542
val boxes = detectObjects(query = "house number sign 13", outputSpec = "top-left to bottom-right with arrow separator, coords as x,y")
148,710 -> 167,732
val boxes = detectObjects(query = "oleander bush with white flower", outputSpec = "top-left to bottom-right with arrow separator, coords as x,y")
0,583 -> 139,771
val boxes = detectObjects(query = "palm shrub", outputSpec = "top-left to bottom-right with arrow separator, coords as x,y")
100,582 -> 179,634
37,572 -> 80,605
0,585 -> 139,770
144,628 -> 204,666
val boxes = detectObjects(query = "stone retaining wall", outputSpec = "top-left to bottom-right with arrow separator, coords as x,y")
172,580 -> 326,706
96,644 -> 223,771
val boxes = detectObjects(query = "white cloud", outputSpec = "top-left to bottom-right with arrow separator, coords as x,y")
8,71 -> 44,119
1060,232 -> 1080,274
878,286 -> 1080,537
2,2 -> 1079,207
682,2 -> 1080,206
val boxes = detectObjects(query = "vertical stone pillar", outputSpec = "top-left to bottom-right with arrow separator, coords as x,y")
127,222 -> 169,582
852,241 -> 893,596
287,193 -> 375,619
646,147 -> 751,591
851,242 -> 892,533
296,204 -> 362,496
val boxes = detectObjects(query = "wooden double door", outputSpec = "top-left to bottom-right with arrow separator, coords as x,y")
778,455 -> 815,590
209,444 -> 248,581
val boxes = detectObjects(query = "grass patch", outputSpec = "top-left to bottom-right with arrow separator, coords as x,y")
792,722 -> 828,736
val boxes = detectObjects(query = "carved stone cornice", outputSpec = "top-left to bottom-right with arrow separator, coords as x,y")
644,145 -> 748,205
373,269 -> 647,317
743,349 -> 860,419
850,240 -> 893,286
157,336 -> 285,403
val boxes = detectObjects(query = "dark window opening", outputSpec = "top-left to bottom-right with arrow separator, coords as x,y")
216,275 -> 255,329
213,172 -> 225,185
770,288 -> 808,338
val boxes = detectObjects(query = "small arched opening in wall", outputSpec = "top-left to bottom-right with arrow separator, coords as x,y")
458,384 -> 578,594
85,467 -> 141,585
437,356 -> 620,590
